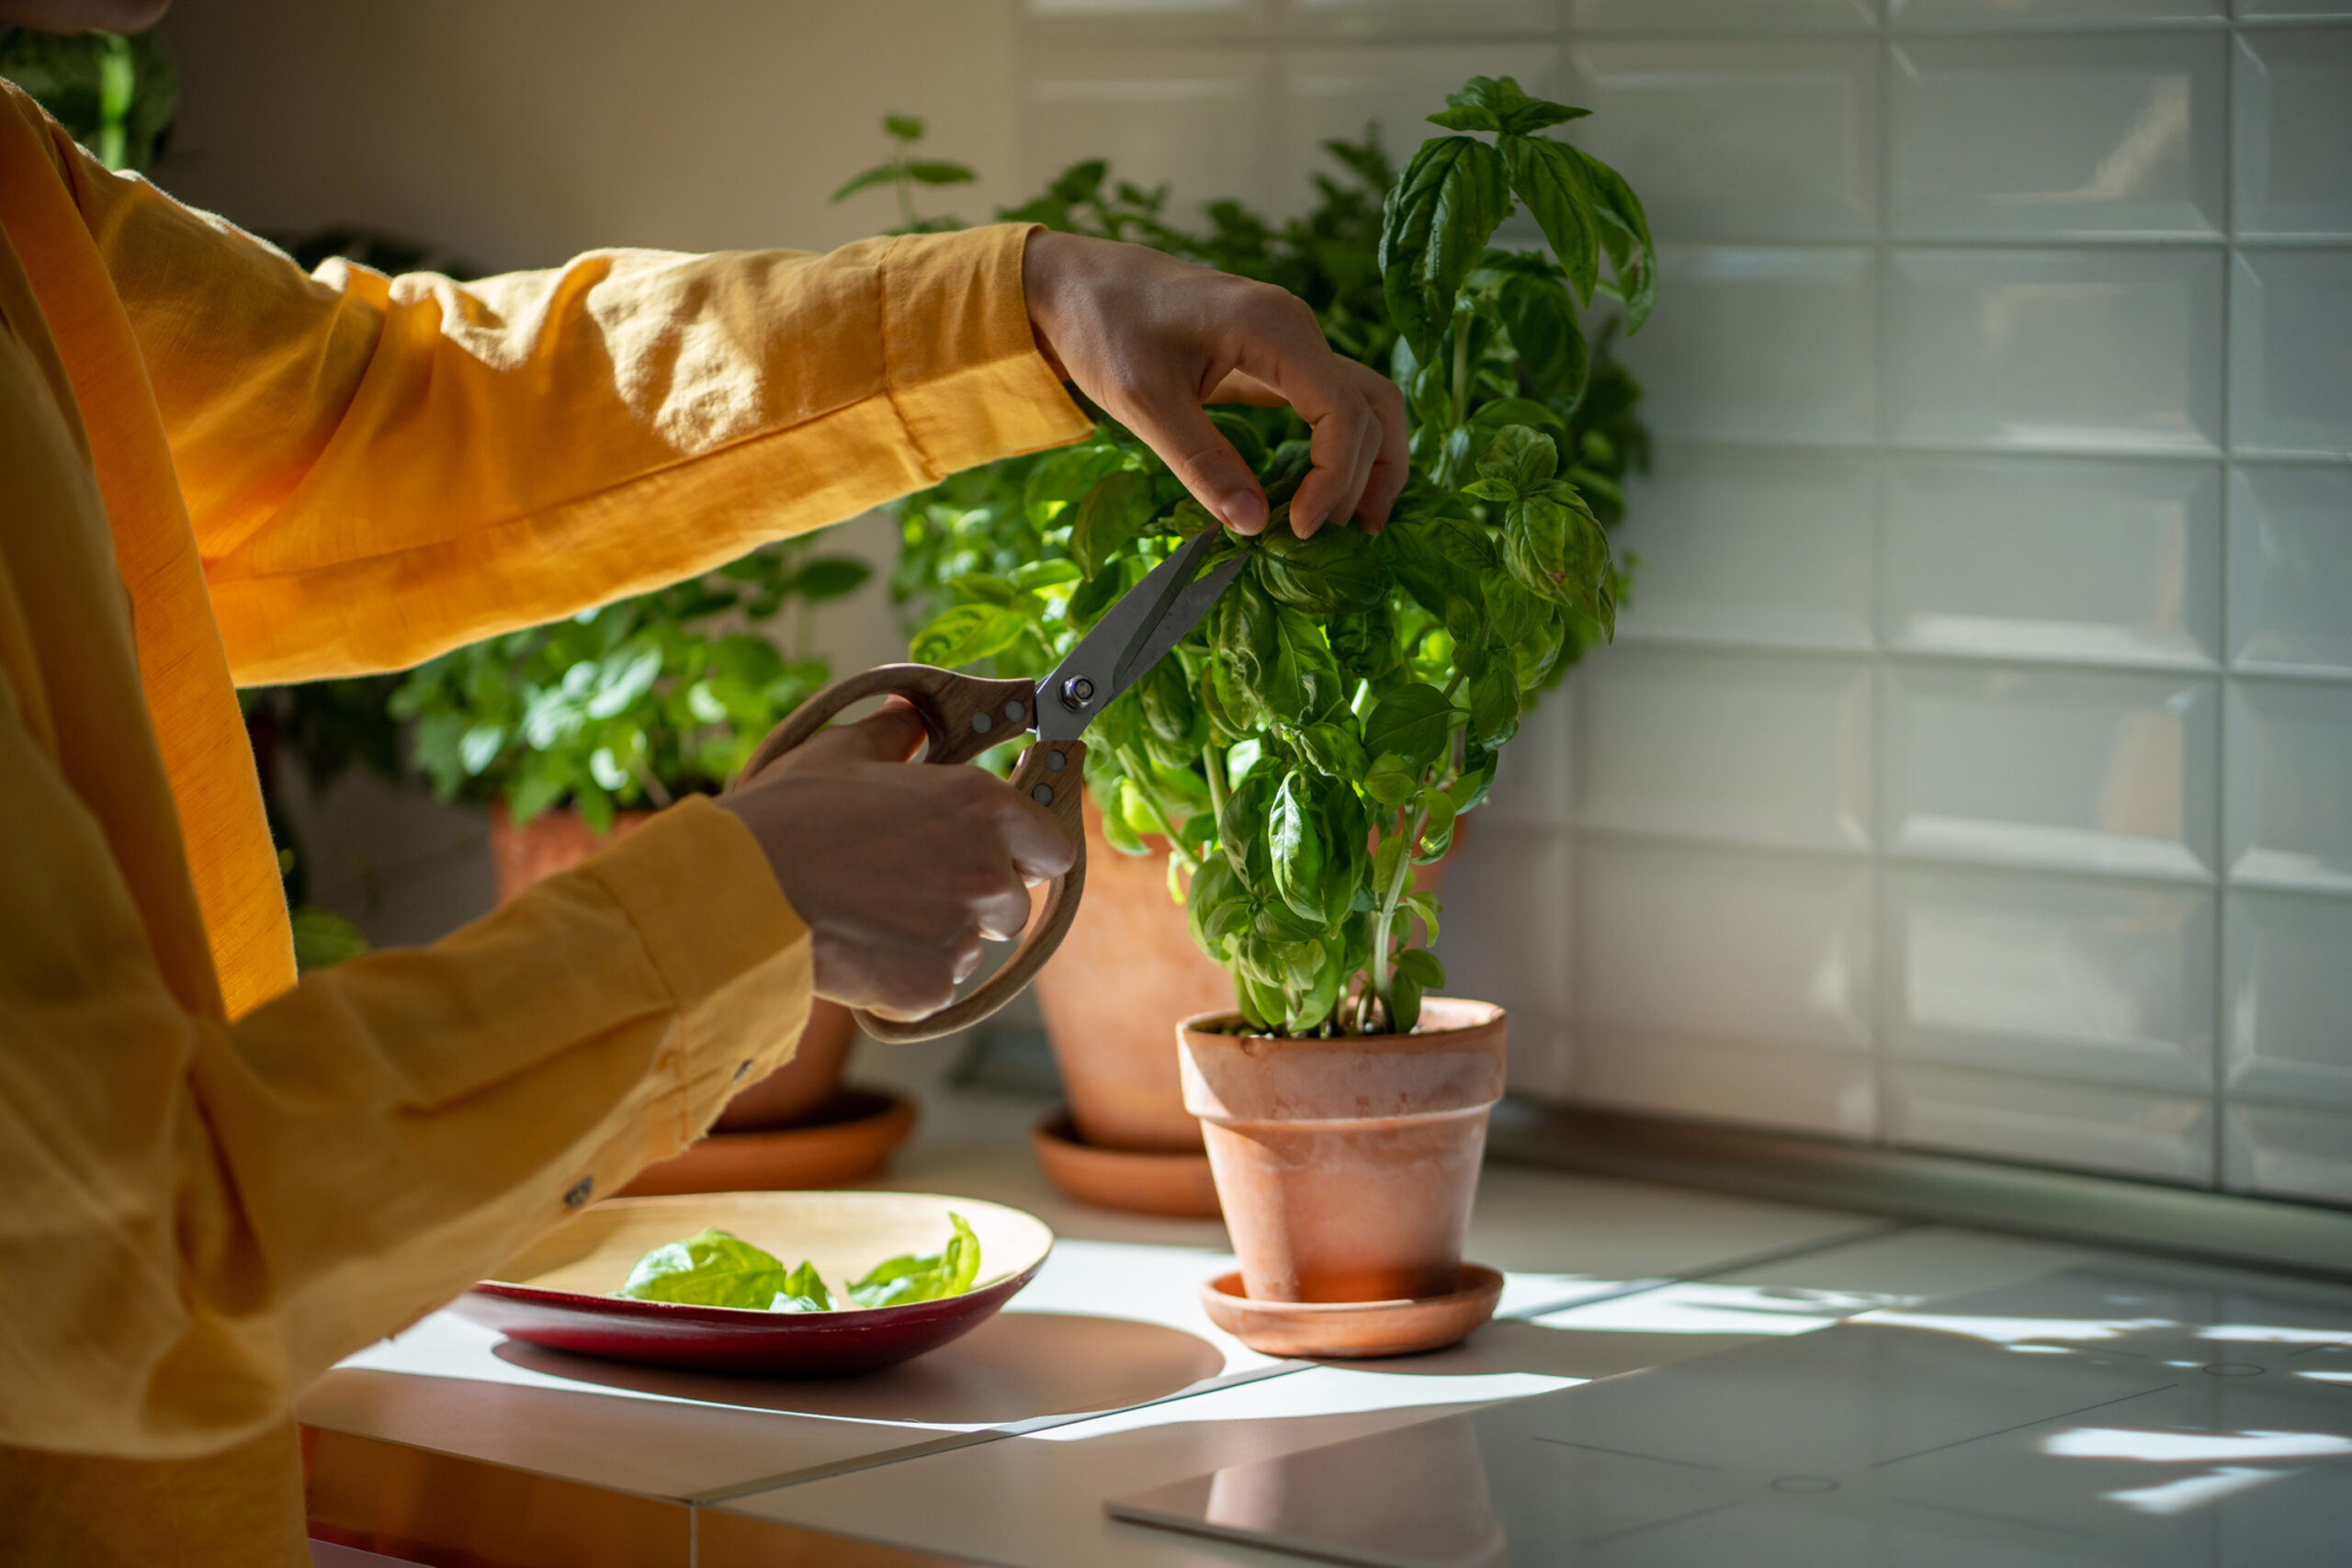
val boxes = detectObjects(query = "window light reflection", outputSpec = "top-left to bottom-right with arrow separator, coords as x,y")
2043,1428 -> 2352,1462
1863,1312 -> 2175,1346
2102,1467 -> 2286,1517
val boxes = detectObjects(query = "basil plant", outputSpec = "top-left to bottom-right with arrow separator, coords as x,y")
910,77 -> 1657,1037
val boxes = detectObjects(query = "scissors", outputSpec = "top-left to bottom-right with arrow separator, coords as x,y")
742,527 -> 1249,1043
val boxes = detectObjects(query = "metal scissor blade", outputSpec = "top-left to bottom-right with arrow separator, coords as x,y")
1035,529 -> 1234,741
1115,553 -> 1245,694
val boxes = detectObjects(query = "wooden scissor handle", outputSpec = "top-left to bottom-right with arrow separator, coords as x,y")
736,664 -> 1089,1043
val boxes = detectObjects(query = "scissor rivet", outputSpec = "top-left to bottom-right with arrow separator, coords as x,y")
1032,784 -> 1055,806
1005,701 -> 1025,723
1060,676 -> 1095,710
1046,750 -> 1066,773
971,712 -> 992,734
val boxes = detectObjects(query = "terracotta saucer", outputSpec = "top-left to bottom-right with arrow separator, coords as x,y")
1032,1108 -> 1222,1219
617,1088 -> 916,1198
1198,1264 -> 1503,1359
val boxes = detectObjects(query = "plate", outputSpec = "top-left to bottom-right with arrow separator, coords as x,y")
457,1190 -> 1052,1376
1197,1264 -> 1502,1359
1032,1108 -> 1222,1219
617,1088 -> 916,1198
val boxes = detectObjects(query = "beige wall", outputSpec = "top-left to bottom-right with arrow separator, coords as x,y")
154,0 -> 1028,271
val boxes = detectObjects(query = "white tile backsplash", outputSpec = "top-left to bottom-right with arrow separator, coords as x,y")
1579,1032 -> 1881,1138
1889,1065 -> 2217,1182
2223,678 -> 2352,891
2233,28 -> 2352,237
1577,839 -> 1874,1052
2228,248 -> 2352,457
1891,0 -> 2224,26
1565,40 -> 1877,242
1886,865 -> 2215,1091
2227,462 -> 2352,675
1577,646 -> 1873,851
2223,1100 -> 2352,1205
1883,455 -> 2222,668
1889,34 -> 2226,239
1035,9 -> 2352,1196
1616,444 -> 1875,651
2224,888 -> 2352,1107
1888,247 -> 2226,453
1885,662 -> 2219,879
1617,245 -> 1876,445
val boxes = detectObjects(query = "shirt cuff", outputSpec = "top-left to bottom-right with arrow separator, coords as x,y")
878,223 -> 1093,480
582,795 -> 805,1006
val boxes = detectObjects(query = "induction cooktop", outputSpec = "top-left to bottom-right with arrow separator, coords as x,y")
1109,1262 -> 2352,1567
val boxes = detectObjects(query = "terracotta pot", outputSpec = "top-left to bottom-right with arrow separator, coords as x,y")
1179,998 -> 1506,1304
1031,793 -> 1232,1154
1032,795 -> 1470,1158
487,804 -> 856,1131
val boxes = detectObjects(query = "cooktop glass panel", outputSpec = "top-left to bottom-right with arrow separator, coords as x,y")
1108,1263 -> 2352,1567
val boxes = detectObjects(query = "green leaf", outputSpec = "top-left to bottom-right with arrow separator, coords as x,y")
1206,409 -> 1270,472
911,604 -> 1029,667
1427,75 -> 1591,138
1270,609 -> 1350,724
769,1259 -> 834,1314
458,724 -> 508,776
289,906 -> 369,973
1271,770 -> 1329,924
1378,135 -> 1512,362
830,164 -> 902,205
1575,146 -> 1659,333
1364,751 -> 1420,807
1329,601 -> 1399,683
1479,426 -> 1560,498
618,1229 -> 789,1309
1363,682 -> 1455,768
883,112 -> 925,141
1391,968 -> 1424,1032
1382,501 -> 1497,619
1394,946 -> 1446,992
1024,442 -> 1127,529
1212,575 -> 1282,712
1069,469 -> 1155,579
1373,830 -> 1408,895
1501,134 -> 1600,306
791,558 -> 872,602
1137,659 -> 1201,748
906,161 -> 978,186
1468,660 -> 1521,749
1254,522 -> 1390,614
1496,273 -> 1589,416
1295,720 -> 1369,783
847,1213 -> 983,1308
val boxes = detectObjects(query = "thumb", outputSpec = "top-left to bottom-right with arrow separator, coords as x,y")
744,696 -> 926,781
1128,393 -> 1269,536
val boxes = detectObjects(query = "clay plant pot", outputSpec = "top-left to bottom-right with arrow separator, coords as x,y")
487,803 -> 858,1134
1179,998 -> 1506,1304
1031,793 -> 1232,1155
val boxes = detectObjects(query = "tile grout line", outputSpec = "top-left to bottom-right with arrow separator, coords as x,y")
2211,4 -> 2238,1197
1871,0 -> 1897,1156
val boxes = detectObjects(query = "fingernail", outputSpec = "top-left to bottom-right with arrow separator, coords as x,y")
1291,507 -> 1322,538
1221,490 -> 1268,536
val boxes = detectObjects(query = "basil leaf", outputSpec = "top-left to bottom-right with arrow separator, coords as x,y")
1271,608 -> 1350,725
769,1259 -> 834,1314
1363,682 -> 1455,768
1480,426 -> 1560,497
1271,769 -> 1329,924
1427,75 -> 1591,138
1255,522 -> 1389,614
1383,500 -> 1497,619
847,1213 -> 983,1308
911,603 -> 1028,668
1576,146 -> 1659,333
1394,947 -> 1447,992
1364,750 -> 1421,807
1391,968 -> 1424,1033
1329,600 -> 1400,684
1501,134 -> 1600,306
1023,441 -> 1127,529
1296,720 -> 1369,783
1469,660 -> 1521,749
1261,439 -> 1315,505
1497,272 -> 1590,417
1070,469 -> 1156,580
1213,575 -> 1282,712
618,1228 -> 789,1310
1379,134 -> 1512,362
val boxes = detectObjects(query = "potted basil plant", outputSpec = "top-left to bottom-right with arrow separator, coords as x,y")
888,104 -> 1649,1219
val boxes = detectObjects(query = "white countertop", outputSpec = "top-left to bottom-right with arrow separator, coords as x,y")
304,1039 -> 2338,1566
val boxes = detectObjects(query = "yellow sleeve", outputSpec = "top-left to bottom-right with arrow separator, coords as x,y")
65,152 -> 1090,682
0,646 -> 810,1456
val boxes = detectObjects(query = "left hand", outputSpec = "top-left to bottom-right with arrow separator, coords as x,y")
1022,230 -> 1408,540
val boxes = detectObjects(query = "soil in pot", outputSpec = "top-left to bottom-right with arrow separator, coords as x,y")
1179,998 -> 1507,1306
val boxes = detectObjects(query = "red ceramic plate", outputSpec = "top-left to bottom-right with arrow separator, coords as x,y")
456,1190 -> 1053,1376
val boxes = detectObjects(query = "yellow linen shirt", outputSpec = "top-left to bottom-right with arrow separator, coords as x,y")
0,78 -> 1087,1565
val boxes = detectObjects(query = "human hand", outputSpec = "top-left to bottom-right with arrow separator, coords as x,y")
718,702 -> 1075,1021
1022,230 -> 1408,539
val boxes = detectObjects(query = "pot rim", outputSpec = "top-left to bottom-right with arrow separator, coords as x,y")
1175,996 -> 1505,1046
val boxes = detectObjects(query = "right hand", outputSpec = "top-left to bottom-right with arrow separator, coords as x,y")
718,701 -> 1075,1021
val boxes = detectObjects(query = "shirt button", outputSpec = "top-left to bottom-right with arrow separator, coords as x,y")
562,1177 -> 594,1209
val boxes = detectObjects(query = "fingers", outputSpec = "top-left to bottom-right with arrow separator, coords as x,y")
797,698 -> 927,766
985,782 -> 1079,884
1359,372 -> 1410,534
1125,389 -> 1269,536
1224,296 -> 1400,538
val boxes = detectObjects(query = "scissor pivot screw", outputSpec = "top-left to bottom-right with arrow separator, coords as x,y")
970,712 -> 992,734
1060,676 -> 1095,710
1032,784 -> 1055,806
